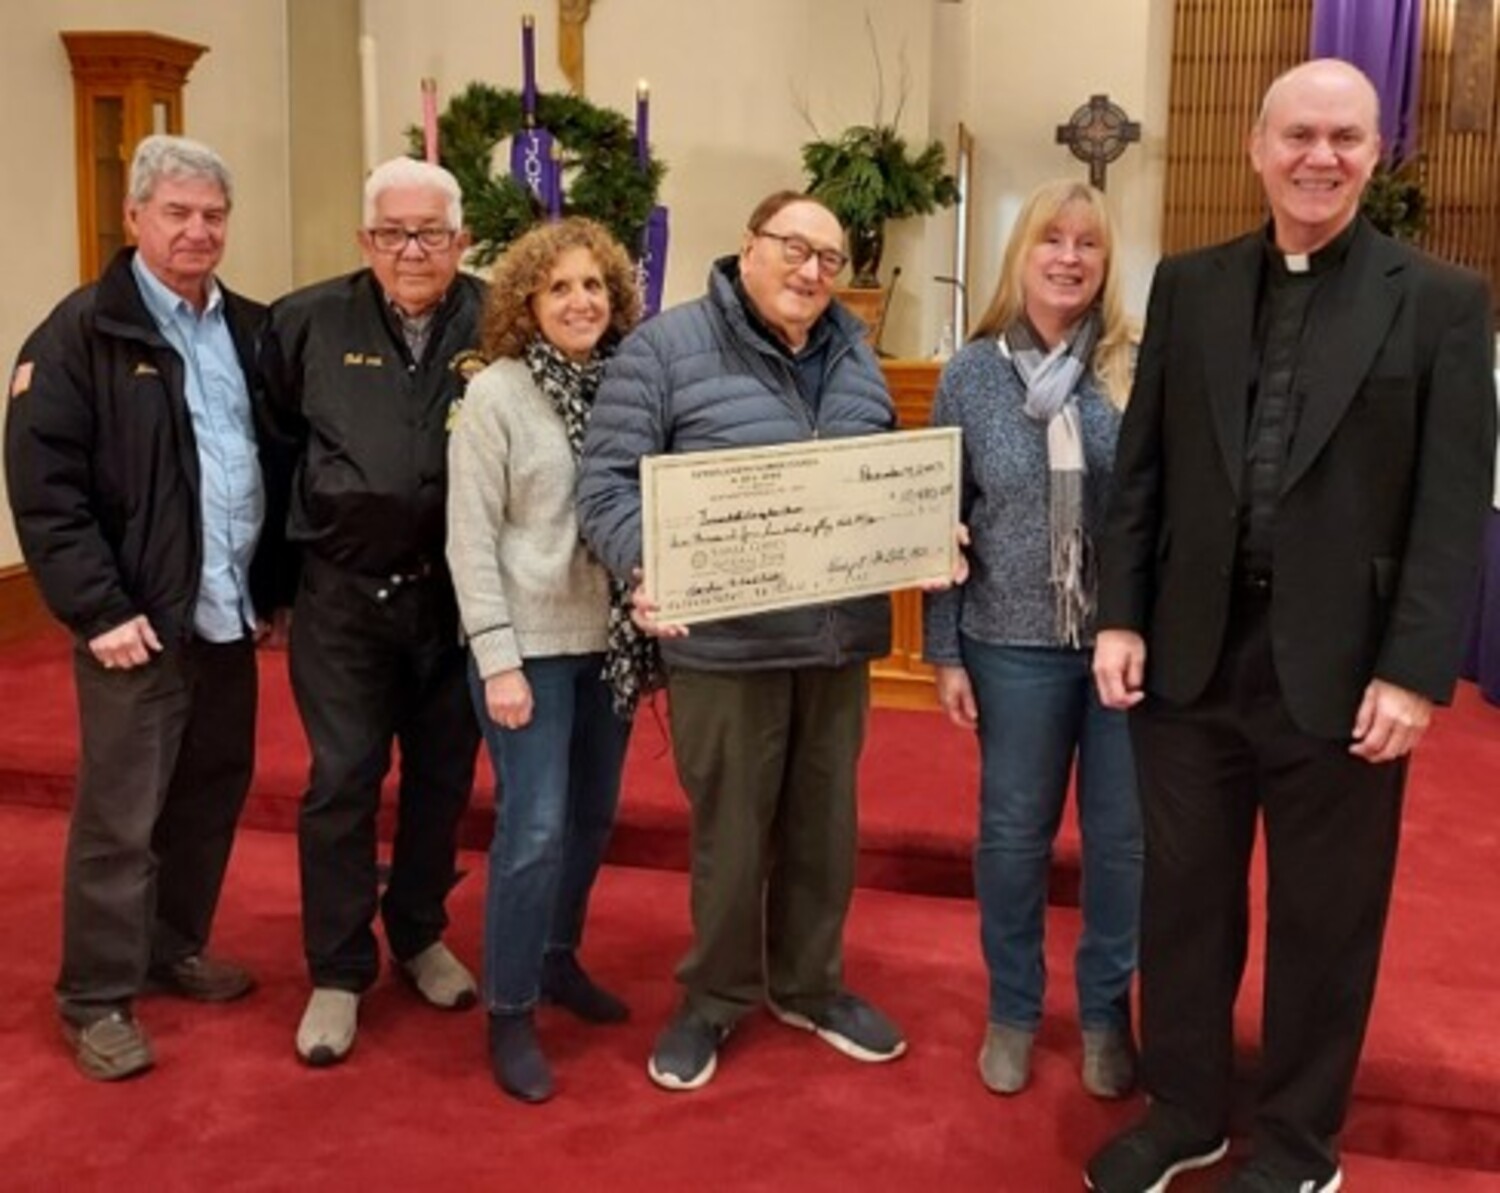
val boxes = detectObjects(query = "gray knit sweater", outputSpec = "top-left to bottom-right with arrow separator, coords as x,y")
446,357 -> 612,678
922,338 -> 1123,663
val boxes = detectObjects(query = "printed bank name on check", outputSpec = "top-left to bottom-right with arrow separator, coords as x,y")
640,427 -> 962,625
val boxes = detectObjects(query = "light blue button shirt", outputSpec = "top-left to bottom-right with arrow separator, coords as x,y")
132,255 -> 264,641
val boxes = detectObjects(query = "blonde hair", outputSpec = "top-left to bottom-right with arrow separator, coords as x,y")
481,218 -> 642,360
970,179 -> 1133,408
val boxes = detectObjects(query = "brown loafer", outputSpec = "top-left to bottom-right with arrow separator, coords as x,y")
148,953 -> 256,1002
62,1011 -> 155,1081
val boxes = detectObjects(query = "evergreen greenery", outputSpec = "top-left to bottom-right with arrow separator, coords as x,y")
1361,157 -> 1428,243
801,123 -> 958,286
802,125 -> 958,233
407,82 -> 665,266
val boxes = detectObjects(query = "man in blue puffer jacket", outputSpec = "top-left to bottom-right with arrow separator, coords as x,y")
578,191 -> 905,1091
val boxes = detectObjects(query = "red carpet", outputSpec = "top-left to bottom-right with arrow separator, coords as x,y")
0,628 -> 995,899
0,805 -> 1496,1193
2,628 -> 1499,1185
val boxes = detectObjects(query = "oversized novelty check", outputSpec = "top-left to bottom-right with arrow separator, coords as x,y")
640,427 -> 961,625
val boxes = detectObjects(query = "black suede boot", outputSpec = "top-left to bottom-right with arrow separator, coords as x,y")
488,1011 -> 554,1103
541,952 -> 629,1024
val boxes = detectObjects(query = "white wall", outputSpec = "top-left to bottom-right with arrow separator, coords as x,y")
359,0 -> 938,352
1,0 -> 1177,571
935,0 -> 1175,334
357,0 -> 1175,354
0,0 -> 292,569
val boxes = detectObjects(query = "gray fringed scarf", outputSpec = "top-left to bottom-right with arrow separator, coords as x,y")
1002,311 -> 1101,648
524,339 -> 665,717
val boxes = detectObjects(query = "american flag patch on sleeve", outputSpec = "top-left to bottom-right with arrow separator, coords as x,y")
9,361 -> 33,399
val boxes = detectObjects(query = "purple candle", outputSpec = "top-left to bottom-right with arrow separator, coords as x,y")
521,14 -> 538,124
635,80 -> 650,169
548,140 -> 563,220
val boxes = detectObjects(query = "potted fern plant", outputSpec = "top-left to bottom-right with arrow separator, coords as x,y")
802,123 -> 959,288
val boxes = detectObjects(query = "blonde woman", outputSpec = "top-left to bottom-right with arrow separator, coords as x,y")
923,180 -> 1141,1099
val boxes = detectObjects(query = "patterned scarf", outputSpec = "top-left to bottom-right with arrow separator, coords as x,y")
1002,310 -> 1101,648
523,339 -> 664,718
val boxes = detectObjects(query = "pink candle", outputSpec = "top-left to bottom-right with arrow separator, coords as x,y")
421,78 -> 439,164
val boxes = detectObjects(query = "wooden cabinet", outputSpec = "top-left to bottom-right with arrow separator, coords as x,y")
871,359 -> 945,710
61,31 -> 207,283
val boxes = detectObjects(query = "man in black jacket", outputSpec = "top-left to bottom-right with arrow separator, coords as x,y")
1085,61 -> 1496,1193
6,135 -> 273,1081
260,157 -> 483,1067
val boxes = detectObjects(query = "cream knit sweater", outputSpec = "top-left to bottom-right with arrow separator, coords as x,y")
446,357 -> 612,679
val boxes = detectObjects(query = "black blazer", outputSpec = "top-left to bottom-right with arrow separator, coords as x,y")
1098,218 -> 1496,739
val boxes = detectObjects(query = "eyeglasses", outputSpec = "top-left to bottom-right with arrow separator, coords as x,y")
366,226 -> 458,253
754,231 -> 848,278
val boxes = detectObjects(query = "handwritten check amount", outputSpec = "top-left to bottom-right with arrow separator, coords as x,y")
640,427 -> 962,625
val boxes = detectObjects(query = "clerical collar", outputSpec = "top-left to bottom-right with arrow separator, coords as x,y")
1262,216 -> 1359,278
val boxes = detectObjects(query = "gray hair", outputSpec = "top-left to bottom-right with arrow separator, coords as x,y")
363,157 -> 464,228
128,134 -> 233,206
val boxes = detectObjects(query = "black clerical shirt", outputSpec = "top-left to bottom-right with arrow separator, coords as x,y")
1239,217 -> 1359,579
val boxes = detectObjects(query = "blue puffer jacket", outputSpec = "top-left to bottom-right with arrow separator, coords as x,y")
577,256 -> 895,671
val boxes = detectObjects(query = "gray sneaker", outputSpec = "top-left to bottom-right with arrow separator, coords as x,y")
399,941 -> 477,1010
648,1005 -> 728,1091
62,1011 -> 154,1081
978,1022 -> 1034,1094
1081,1025 -> 1138,1098
770,992 -> 906,1062
296,988 -> 359,1067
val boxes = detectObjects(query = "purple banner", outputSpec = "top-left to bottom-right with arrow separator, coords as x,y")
1310,0 -> 1422,163
510,128 -> 562,216
638,205 -> 669,319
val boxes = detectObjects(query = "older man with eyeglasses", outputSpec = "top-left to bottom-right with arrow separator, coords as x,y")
578,190 -> 906,1091
259,157 -> 484,1066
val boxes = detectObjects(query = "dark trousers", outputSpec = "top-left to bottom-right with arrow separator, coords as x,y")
58,635 -> 257,1022
1132,587 -> 1404,1175
290,555 -> 480,991
666,662 -> 868,1026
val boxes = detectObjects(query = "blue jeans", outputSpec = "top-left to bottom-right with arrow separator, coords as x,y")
961,637 -> 1142,1032
470,654 -> 631,1013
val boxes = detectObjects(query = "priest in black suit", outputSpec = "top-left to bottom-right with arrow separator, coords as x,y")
1084,59 -> 1497,1193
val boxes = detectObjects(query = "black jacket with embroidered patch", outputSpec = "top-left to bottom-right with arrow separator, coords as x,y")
4,248 -> 275,643
258,269 -> 484,595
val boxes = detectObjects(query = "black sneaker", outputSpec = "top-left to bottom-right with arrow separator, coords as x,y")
647,1005 -> 727,1091
770,991 -> 906,1062
541,952 -> 629,1024
1220,1159 -> 1343,1192
1085,1115 -> 1229,1192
